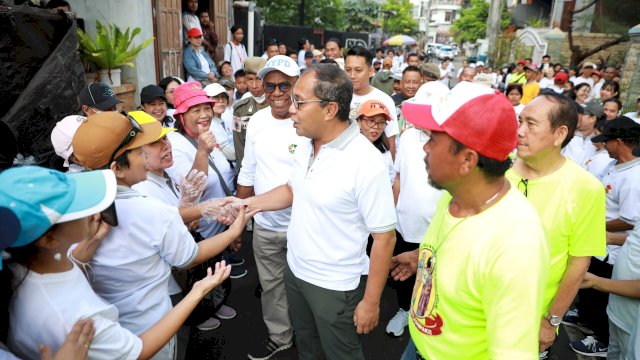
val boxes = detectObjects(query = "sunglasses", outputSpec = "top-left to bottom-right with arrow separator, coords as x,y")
290,94 -> 324,109
263,82 -> 293,93
110,111 -> 144,162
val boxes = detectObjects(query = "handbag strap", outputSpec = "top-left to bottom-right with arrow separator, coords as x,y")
184,135 -> 233,196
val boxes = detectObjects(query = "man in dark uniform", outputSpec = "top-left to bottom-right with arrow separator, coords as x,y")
233,57 -> 268,174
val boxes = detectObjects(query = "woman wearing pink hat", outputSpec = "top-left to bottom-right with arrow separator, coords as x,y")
183,27 -> 218,85
166,81 -> 240,325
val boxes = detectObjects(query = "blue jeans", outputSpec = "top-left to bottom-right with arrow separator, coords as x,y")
400,337 -> 417,360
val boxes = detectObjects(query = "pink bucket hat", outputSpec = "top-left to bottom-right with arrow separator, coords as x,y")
172,81 -> 215,116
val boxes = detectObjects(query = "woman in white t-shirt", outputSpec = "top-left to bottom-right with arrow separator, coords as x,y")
0,166 -> 230,360
204,83 -> 235,162
506,83 -> 525,119
356,100 -> 395,184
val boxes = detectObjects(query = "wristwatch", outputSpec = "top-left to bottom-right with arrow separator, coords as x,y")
544,313 -> 562,327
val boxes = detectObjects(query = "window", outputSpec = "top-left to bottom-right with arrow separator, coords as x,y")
445,11 -> 452,22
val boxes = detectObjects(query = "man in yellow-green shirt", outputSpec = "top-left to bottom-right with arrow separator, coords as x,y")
393,81 -> 549,359
506,92 -> 606,358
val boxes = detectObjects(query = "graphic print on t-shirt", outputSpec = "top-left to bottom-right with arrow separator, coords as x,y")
410,246 -> 444,335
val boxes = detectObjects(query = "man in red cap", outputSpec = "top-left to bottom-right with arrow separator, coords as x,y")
391,81 -> 549,359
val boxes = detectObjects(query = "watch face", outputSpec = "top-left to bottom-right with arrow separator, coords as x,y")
550,316 -> 562,326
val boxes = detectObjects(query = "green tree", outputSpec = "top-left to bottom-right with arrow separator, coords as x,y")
451,0 -> 510,44
344,0 -> 382,33
381,0 -> 417,35
256,0 -> 345,31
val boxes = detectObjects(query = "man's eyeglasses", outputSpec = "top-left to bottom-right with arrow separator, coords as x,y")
263,82 -> 293,93
110,111 -> 144,162
359,117 -> 388,130
290,94 -> 324,109
517,178 -> 529,197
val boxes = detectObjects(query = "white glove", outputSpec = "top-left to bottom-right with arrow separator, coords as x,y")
179,169 -> 207,207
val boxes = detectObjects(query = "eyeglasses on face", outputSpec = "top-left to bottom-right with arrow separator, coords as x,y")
290,94 -> 324,109
110,111 -> 144,162
359,116 -> 388,130
263,82 -> 293,93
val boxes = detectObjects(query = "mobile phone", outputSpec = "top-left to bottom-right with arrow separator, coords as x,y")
100,202 -> 118,227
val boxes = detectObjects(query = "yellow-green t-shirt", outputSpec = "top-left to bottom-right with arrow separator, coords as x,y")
506,159 -> 606,312
409,187 -> 549,359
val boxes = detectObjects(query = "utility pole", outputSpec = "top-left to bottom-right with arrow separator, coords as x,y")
486,0 -> 502,65
299,0 -> 305,26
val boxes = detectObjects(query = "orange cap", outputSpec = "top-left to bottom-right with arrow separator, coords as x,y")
357,100 -> 391,121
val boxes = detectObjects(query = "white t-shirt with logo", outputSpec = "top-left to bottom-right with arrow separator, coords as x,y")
607,221 -> 640,334
586,149 -> 616,183
237,107 -> 305,232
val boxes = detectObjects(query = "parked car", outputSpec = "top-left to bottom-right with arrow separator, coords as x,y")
437,46 -> 455,60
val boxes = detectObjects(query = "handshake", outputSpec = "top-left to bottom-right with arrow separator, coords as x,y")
197,197 -> 259,226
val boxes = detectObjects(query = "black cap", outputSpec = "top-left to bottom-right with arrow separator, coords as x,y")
78,82 -> 123,110
304,51 -> 313,58
140,85 -> 166,104
591,116 -> 640,143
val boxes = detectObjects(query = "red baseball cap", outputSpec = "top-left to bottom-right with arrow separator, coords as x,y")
401,82 -> 517,161
554,72 -> 568,83
517,59 -> 526,66
187,27 -> 203,38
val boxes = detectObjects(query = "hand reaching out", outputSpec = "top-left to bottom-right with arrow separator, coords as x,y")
390,250 -> 419,281
188,261 -> 232,300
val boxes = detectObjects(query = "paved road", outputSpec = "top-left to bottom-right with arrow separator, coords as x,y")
184,227 -> 595,359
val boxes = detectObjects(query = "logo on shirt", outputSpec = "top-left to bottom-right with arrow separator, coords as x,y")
410,246 -> 444,336
605,184 -> 612,194
288,144 -> 297,154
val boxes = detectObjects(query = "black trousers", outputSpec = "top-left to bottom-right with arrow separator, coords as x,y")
390,230 -> 420,310
576,256 -> 613,343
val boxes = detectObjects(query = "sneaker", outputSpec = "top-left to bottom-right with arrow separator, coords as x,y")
196,317 -> 220,331
539,351 -> 549,360
215,304 -> 237,320
562,308 -> 594,334
230,266 -> 248,279
247,339 -> 293,360
223,252 -> 245,267
386,308 -> 409,337
569,336 -> 608,357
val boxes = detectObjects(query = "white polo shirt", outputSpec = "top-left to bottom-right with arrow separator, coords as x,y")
167,131 -> 235,238
603,158 -> 640,264
394,128 -> 443,243
90,187 -> 199,335
8,264 -> 142,360
237,107 -> 305,232
561,133 -> 596,169
350,87 -> 400,138
586,149 -> 615,183
133,171 -> 184,296
287,121 -> 397,291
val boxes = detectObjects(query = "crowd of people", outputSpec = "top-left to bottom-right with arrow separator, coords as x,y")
2,3 -> 640,359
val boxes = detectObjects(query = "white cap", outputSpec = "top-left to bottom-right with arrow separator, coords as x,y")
476,61 -> 485,67
257,55 -> 301,79
413,81 -> 450,102
51,115 -> 86,167
203,83 -> 228,98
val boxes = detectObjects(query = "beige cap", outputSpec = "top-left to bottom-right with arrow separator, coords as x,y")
244,57 -> 267,74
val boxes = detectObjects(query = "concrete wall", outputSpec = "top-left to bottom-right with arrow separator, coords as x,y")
620,25 -> 640,114
69,0 -> 156,106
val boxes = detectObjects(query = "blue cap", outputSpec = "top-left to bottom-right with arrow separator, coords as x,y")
0,166 -> 117,247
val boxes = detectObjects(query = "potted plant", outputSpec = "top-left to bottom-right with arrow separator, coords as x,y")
77,20 -> 154,87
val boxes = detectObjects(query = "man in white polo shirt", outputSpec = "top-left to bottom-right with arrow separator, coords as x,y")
226,64 -> 397,359
236,55 -> 303,359
346,46 -> 399,158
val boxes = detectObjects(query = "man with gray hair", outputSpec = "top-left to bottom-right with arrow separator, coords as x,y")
225,64 -> 397,359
